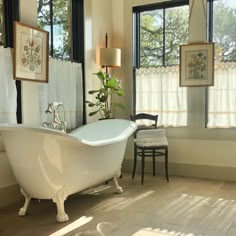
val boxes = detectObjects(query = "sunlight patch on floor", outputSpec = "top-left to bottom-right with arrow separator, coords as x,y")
83,184 -> 112,195
132,228 -> 198,236
49,216 -> 93,236
87,190 -> 155,214
74,222 -> 115,236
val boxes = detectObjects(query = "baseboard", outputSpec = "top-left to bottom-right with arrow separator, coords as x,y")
0,184 -> 23,208
122,159 -> 236,182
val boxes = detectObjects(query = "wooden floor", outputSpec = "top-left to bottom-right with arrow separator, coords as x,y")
1,174 -> 236,236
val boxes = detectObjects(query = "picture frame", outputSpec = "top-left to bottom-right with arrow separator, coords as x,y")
179,43 -> 214,87
13,21 -> 49,83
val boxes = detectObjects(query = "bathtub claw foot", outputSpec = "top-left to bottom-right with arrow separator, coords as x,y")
57,213 -> 69,223
52,187 -> 69,223
113,168 -> 123,194
18,188 -> 31,216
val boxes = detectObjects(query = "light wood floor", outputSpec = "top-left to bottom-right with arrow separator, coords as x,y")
1,174 -> 236,236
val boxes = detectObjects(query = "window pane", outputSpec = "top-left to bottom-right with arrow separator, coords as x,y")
37,0 -> 72,60
37,1 -> 52,54
53,0 -> 72,60
165,5 -> 189,66
140,5 -> 189,67
140,10 -> 163,67
213,0 -> 236,62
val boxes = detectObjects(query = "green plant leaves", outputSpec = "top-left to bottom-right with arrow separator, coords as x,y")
95,71 -> 106,81
86,71 -> 125,118
89,110 -> 99,116
88,90 -> 100,94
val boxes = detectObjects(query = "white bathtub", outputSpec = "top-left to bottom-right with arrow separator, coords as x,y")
0,119 -> 137,222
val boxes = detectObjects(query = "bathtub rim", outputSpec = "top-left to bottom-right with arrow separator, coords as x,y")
0,119 -> 137,147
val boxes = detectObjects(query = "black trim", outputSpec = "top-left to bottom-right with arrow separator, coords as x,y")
208,0 -> 213,42
16,81 -> 22,123
163,9 -> 166,67
133,12 -> 140,68
133,68 -> 137,116
72,0 -> 84,63
3,0 -> 21,123
205,0 -> 214,127
50,0 -> 53,57
133,0 -> 189,13
72,0 -> 85,124
3,0 -> 19,47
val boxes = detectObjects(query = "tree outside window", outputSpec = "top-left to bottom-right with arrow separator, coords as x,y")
212,0 -> 236,62
207,0 -> 236,128
139,5 -> 189,67
37,0 -> 72,60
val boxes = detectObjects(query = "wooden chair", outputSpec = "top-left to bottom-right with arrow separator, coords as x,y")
130,113 -> 169,184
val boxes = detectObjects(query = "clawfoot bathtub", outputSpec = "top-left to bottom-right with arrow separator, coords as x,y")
0,119 -> 136,222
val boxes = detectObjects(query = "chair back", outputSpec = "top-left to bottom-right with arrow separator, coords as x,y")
130,113 -> 158,129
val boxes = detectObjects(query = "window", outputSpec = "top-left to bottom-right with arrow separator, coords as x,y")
133,1 -> 189,127
207,0 -> 236,128
37,0 -> 85,124
37,0 -> 72,60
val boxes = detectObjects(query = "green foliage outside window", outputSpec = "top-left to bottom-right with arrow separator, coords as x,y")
139,1 -> 236,67
37,0 -> 72,60
213,1 -> 236,62
140,6 -> 189,67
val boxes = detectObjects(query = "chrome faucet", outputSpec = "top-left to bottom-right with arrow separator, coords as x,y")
42,102 -> 67,132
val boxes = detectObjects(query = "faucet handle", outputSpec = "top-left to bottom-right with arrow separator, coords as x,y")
45,103 -> 53,113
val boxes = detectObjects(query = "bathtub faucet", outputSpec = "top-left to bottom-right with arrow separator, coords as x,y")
42,102 -> 67,132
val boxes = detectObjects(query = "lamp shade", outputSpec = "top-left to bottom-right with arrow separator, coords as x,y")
100,48 -> 121,67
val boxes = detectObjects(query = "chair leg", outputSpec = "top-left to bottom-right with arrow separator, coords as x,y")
165,147 -> 169,182
132,146 -> 137,179
153,149 -> 155,176
141,149 -> 145,185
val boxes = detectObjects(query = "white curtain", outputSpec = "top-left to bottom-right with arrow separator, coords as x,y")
0,46 -> 17,123
207,62 -> 236,128
135,67 -> 187,127
39,58 -> 83,130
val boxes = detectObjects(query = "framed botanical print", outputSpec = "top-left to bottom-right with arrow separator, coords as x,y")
179,43 -> 214,87
13,21 -> 49,83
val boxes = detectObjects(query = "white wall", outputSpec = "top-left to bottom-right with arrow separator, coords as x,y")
19,0 -> 41,126
84,0 -> 114,122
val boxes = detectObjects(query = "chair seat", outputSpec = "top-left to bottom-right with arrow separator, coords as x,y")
134,138 -> 168,147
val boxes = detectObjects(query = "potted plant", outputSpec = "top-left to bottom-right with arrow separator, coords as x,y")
86,71 -> 125,119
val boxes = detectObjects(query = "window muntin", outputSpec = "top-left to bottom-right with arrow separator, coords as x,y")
37,0 -> 72,60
